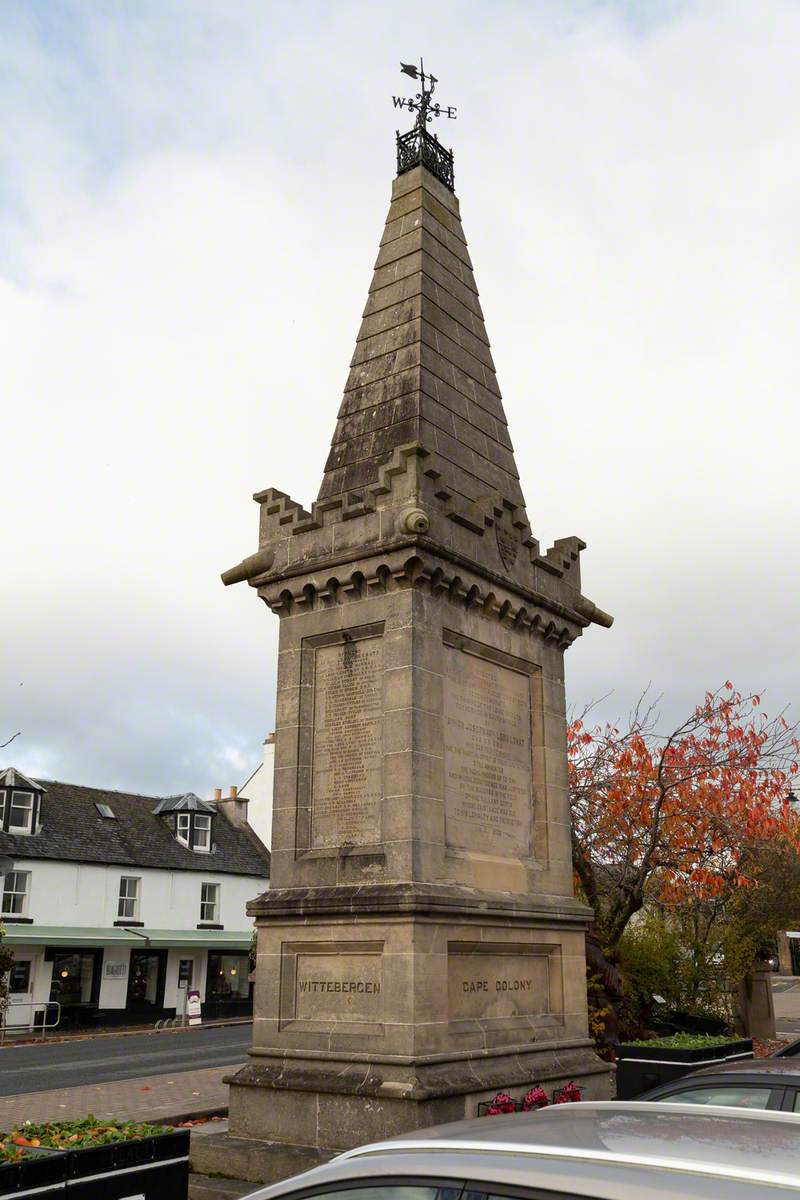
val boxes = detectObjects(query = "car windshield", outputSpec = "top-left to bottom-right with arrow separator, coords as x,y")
660,1085 -> 772,1109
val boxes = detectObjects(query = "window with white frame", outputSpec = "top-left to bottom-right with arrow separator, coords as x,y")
176,812 -> 191,846
200,882 -> 220,924
2,870 -> 30,917
8,791 -> 34,834
117,876 -> 140,921
192,814 -> 211,852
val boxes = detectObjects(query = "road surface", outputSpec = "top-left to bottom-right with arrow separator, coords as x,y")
0,1022 -> 251,1096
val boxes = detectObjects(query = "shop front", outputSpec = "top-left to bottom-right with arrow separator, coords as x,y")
205,950 -> 252,1019
2,927 -> 254,1029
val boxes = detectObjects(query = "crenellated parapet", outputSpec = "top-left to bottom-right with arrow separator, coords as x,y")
224,440 -> 611,633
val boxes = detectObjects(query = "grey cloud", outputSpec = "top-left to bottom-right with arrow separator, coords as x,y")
2,0 -> 798,793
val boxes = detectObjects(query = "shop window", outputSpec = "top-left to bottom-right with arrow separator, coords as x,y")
9,960 -> 31,993
200,882 -> 220,923
49,951 -> 100,1007
2,870 -> 30,917
207,953 -> 250,1001
126,950 -> 167,1010
117,876 -> 140,921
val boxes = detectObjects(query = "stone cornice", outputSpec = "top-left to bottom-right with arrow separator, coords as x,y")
258,548 -> 586,648
247,881 -> 593,925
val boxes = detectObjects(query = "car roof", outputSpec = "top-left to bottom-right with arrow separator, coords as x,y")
249,1103 -> 800,1200
689,1056 -> 800,1078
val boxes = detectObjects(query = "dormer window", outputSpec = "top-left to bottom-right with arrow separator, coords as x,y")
153,792 -> 214,853
9,791 -> 34,833
176,813 -> 191,846
0,770 -> 45,836
193,814 -> 211,852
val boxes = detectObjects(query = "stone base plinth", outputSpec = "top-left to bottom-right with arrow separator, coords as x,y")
234,883 -> 610,1151
190,1131 -> 331,1187
226,1044 -> 611,1151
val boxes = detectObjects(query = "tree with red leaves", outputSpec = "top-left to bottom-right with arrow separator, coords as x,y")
568,684 -> 800,956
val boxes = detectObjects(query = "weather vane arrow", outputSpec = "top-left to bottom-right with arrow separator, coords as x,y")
392,58 -> 457,128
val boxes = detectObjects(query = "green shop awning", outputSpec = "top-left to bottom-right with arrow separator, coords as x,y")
1,926 -> 253,951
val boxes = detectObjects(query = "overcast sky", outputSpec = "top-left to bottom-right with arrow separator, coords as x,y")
3,0 -> 799,798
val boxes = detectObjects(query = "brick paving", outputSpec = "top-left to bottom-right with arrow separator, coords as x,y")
0,1063 -> 237,1127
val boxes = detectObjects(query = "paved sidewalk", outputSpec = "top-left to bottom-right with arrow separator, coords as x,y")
0,1062 -> 239,1127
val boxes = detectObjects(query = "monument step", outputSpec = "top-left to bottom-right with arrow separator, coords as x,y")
190,1130 -> 333,1187
189,1173 -> 254,1200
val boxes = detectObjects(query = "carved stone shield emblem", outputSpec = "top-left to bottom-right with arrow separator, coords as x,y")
495,524 -> 518,572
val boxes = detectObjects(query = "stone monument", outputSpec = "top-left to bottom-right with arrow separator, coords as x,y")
222,63 -> 613,1155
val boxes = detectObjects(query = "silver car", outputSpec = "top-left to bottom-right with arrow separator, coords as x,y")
245,1102 -> 800,1200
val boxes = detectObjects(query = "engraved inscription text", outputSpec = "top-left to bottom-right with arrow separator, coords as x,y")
295,952 -> 383,1023
311,637 -> 383,849
448,949 -> 550,1021
444,646 -> 532,856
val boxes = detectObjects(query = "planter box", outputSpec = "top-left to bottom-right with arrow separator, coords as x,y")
0,1149 -> 67,1199
616,1038 -> 753,1100
0,1129 -> 189,1200
65,1128 -> 189,1200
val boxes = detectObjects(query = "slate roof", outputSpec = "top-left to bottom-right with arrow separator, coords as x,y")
0,767 -> 44,792
151,792 -> 216,815
0,778 -> 270,877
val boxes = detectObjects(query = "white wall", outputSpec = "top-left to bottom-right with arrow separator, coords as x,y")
3,861 -> 264,1019
8,859 -> 264,930
238,736 -> 275,848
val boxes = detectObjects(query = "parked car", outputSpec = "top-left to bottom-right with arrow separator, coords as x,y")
774,1038 -> 800,1057
243,1102 -> 800,1200
639,1056 -> 800,1111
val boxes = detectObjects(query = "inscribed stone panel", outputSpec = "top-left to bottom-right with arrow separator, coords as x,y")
448,942 -> 552,1021
311,636 -> 383,849
278,939 -> 385,1033
295,951 -> 383,1023
443,644 -> 532,857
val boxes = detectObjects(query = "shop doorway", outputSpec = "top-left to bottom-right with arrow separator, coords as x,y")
126,950 -> 167,1012
47,948 -> 103,1027
205,951 -> 252,1018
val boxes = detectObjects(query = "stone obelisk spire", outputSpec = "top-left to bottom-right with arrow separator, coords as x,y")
222,64 -> 612,1159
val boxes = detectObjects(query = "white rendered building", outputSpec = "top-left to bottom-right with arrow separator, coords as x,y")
237,734 -> 275,849
0,768 -> 269,1028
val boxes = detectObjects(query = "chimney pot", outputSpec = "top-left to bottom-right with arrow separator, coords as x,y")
213,788 -> 222,802
229,785 -> 237,798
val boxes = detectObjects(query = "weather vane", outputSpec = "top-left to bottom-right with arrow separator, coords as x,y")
393,59 -> 457,192
393,59 -> 457,130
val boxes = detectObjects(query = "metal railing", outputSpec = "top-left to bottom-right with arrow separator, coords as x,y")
396,126 -> 455,192
0,1000 -> 61,1044
155,984 -> 192,1031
